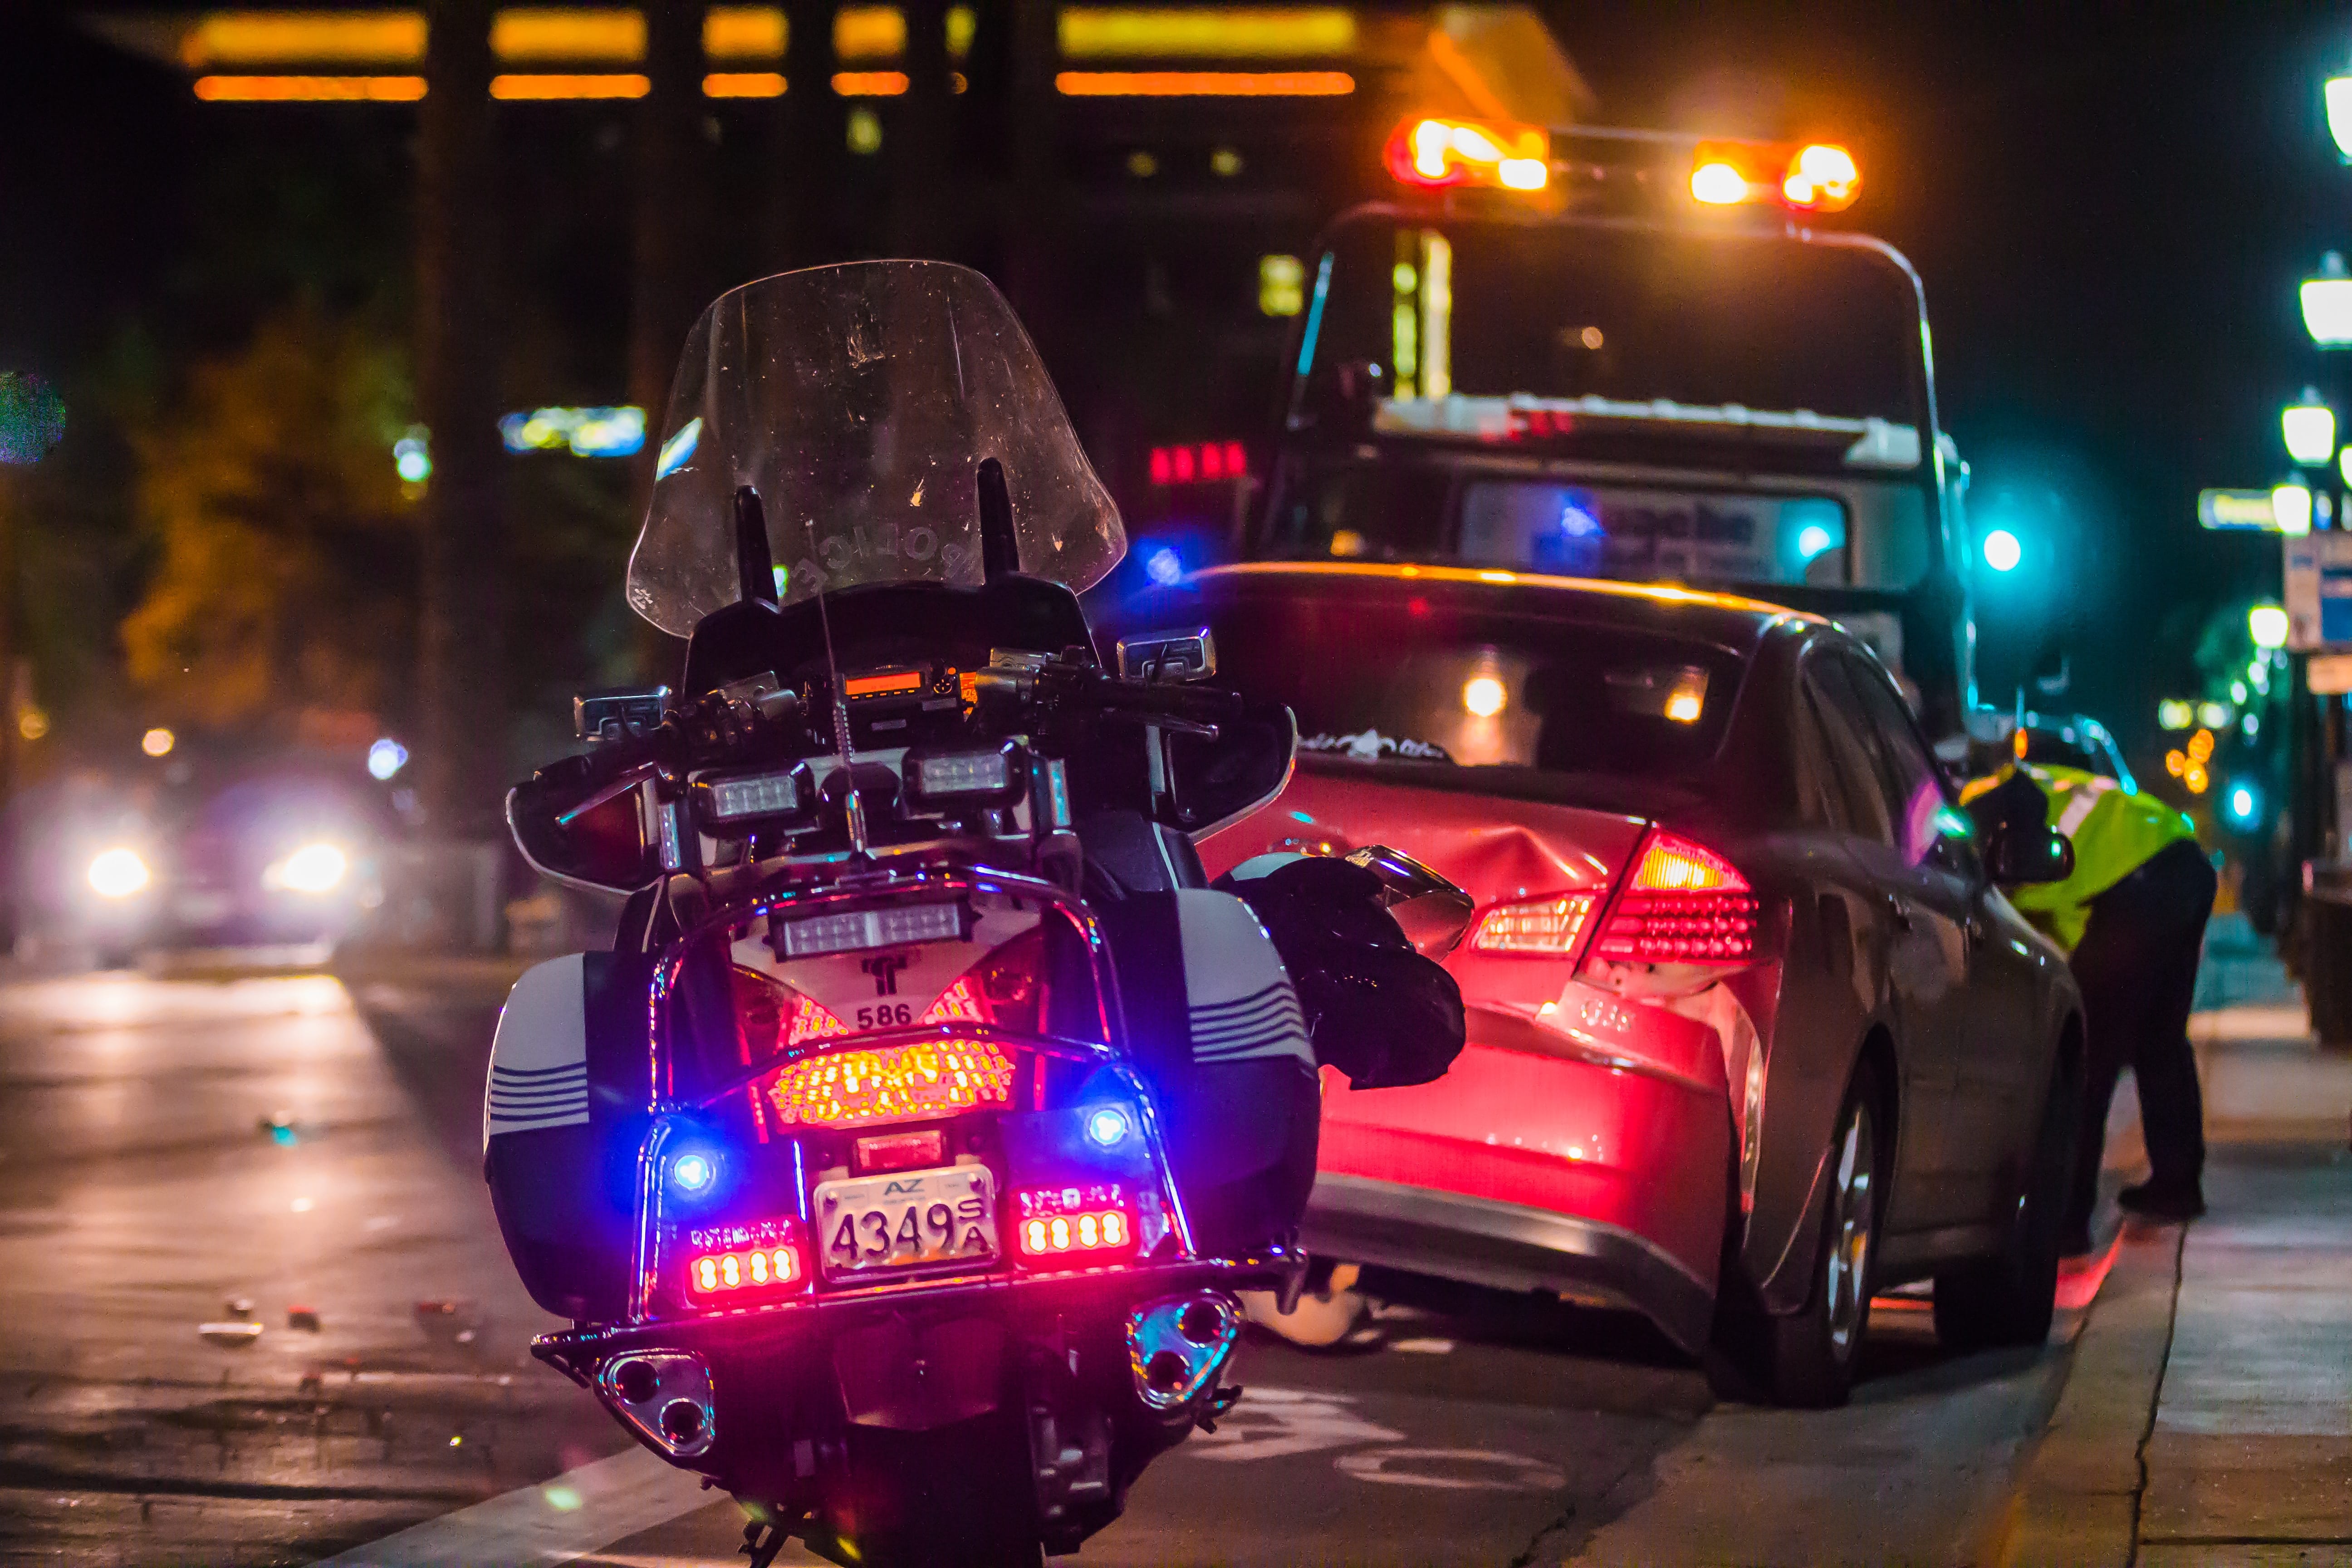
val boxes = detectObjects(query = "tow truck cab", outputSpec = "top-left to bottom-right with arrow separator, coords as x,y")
1248,123 -> 1978,748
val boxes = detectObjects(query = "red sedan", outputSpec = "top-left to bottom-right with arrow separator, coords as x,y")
1176,562 -> 2084,1405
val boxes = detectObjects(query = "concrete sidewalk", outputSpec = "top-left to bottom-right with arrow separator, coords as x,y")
2005,950 -> 2352,1567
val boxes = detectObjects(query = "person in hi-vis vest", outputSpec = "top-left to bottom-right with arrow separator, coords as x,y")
1963,758 -> 2213,1254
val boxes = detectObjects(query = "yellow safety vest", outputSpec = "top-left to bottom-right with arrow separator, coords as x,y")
1959,762 -> 2198,951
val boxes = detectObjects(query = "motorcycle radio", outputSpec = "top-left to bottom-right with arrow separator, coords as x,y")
839,662 -> 971,750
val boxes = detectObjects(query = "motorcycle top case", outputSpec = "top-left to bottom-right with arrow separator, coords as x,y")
484,949 -> 653,1320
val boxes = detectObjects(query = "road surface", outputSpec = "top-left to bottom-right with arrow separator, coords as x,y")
0,970 -> 2084,1566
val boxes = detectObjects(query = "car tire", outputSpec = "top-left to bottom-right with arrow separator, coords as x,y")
1932,1055 -> 2078,1353
1707,1059 -> 1883,1409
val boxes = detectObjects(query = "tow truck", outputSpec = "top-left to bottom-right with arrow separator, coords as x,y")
1242,113 -> 1980,746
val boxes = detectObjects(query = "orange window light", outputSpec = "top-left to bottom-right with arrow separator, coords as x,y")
833,70 -> 909,96
194,74 -> 427,101
705,72 -> 785,97
1057,70 -> 1353,97
490,73 -> 649,98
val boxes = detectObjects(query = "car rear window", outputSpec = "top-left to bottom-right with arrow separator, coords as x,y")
1198,587 -> 1748,788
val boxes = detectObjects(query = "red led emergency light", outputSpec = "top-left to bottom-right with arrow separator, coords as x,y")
690,1242 -> 803,1296
1017,1206 -> 1133,1259
1149,441 -> 1249,486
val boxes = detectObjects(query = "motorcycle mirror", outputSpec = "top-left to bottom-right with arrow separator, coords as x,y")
1344,845 -> 1476,958
574,686 -> 671,743
1984,821 -> 2074,887
1116,627 -> 1217,683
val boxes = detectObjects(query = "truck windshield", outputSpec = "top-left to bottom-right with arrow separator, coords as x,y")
1270,213 -> 1938,593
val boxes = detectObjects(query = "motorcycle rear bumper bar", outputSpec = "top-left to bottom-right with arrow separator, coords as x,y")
534,1250 -> 1300,1389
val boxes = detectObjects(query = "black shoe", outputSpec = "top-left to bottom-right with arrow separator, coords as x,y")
2117,1181 -> 2205,1223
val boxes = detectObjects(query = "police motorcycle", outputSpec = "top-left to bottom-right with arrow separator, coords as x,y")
489,262 -> 1469,1567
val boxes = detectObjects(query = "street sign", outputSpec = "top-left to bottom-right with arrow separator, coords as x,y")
2308,652 -> 2352,695
2201,488 -> 2287,530
2283,532 -> 2352,650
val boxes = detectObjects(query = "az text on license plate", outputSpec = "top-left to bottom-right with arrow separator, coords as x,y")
815,1165 -> 998,1279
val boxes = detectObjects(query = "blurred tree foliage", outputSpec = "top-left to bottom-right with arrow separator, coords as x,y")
120,306 -> 416,731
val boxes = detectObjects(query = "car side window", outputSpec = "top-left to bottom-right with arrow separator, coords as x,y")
1842,653 -> 1958,869
1801,657 -> 1894,846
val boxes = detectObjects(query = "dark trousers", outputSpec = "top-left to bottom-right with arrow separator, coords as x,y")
2063,838 -> 2218,1236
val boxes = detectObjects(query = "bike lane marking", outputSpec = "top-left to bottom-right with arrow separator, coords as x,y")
309,1445 -> 712,1568
1186,1385 -> 1566,1493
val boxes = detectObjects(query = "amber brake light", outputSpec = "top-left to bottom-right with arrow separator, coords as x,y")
1592,830 -> 1759,965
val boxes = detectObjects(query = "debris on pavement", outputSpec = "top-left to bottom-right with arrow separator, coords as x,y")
197,1322 -> 264,1348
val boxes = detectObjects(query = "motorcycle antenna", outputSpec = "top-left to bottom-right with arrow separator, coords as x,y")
734,485 -> 779,607
799,514 -> 867,853
978,457 -> 1020,581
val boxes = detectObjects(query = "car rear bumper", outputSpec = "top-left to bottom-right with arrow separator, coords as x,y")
1303,1172 -> 1716,1352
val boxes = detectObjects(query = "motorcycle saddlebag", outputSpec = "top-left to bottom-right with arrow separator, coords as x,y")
482,951 -> 651,1320
1094,888 -> 1321,1259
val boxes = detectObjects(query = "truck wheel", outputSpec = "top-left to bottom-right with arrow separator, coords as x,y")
1708,1060 -> 1882,1409
1933,1055 -> 2077,1352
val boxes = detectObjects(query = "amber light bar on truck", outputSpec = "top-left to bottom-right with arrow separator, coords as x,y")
1385,116 -> 1550,192
1383,116 -> 1862,216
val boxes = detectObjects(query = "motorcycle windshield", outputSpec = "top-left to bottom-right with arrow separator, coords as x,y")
627,261 -> 1125,636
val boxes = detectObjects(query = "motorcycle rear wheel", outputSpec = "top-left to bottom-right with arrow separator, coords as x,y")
818,1409 -> 1044,1568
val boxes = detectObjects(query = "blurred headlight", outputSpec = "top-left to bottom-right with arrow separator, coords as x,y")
266,842 -> 348,895
88,848 -> 152,900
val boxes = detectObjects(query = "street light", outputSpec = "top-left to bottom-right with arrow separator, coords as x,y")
1980,528 -> 2023,572
2283,388 -> 2337,466
2273,479 -> 2315,535
2250,602 -> 2291,649
2305,253 -> 2352,345
2330,72 -> 2352,160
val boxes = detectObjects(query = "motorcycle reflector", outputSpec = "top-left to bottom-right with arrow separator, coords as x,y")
1592,829 -> 1759,964
768,1039 -> 1017,1128
1471,893 -> 1596,955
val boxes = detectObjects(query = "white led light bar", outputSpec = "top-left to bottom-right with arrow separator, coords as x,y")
708,770 -> 801,821
916,750 -> 1013,796
779,902 -> 963,959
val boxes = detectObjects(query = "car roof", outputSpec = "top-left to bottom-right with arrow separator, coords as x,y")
1187,561 -> 1825,658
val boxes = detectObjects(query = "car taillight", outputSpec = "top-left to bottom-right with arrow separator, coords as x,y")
1471,893 -> 1597,956
1591,829 -> 1759,965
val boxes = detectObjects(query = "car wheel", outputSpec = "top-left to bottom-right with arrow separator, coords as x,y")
1708,1059 -> 1882,1408
1933,1055 -> 2077,1352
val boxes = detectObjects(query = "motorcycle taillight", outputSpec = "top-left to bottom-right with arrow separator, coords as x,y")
734,928 -> 1049,1131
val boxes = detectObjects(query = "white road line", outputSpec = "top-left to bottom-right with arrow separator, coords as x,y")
310,1446 -> 716,1568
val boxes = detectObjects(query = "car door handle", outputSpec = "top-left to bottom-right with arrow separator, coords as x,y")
1882,892 -> 1913,931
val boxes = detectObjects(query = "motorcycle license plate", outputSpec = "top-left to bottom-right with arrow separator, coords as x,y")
814,1165 -> 998,1279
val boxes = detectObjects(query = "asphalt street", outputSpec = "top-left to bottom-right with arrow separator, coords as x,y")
0,970 -> 2087,1566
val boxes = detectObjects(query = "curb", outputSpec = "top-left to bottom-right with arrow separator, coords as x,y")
1997,1223 -> 2187,1568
